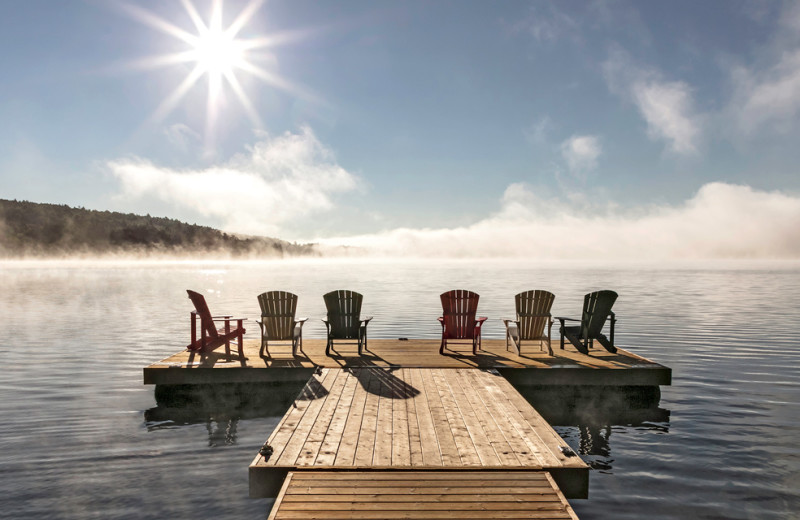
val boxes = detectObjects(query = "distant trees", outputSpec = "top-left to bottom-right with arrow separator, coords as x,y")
0,199 -> 319,258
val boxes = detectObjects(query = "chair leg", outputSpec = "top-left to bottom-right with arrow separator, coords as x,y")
440,338 -> 446,355
237,333 -> 245,366
325,338 -> 332,356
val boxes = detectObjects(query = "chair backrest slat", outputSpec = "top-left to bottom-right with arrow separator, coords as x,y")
187,290 -> 219,339
324,290 -> 363,339
515,290 -> 555,340
581,290 -> 618,338
258,291 -> 298,341
440,289 -> 480,339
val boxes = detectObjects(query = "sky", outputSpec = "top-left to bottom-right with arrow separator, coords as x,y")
1,0 -> 800,259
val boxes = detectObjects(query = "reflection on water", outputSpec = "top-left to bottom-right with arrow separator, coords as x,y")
1,260 -> 799,519
516,385 -> 670,473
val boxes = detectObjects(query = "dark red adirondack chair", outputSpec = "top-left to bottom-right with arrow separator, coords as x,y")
438,289 -> 488,355
186,290 -> 247,362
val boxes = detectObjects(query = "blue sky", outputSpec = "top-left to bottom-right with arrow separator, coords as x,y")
1,0 -> 800,258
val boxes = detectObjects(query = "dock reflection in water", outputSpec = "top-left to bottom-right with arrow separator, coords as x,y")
515,385 -> 670,472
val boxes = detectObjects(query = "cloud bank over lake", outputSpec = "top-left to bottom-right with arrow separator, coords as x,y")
314,182 -> 800,260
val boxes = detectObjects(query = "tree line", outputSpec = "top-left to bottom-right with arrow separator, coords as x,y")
0,199 -> 319,258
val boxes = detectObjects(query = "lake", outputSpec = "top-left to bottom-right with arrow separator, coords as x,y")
1,259 -> 798,519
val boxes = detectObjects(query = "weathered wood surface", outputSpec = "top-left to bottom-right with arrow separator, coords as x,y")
145,338 -> 670,386
250,368 -> 588,498
267,470 -> 579,519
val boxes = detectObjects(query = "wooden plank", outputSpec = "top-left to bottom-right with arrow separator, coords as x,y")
295,368 -> 350,465
420,368 -> 460,466
442,368 -> 502,466
275,369 -> 343,466
353,373 -> 381,466
271,470 -> 577,520
333,370 -> 372,466
315,368 -> 360,465
451,368 -> 523,466
408,366 -> 442,466
373,374 -> 394,466
267,368 -> 338,466
391,369 -> 411,466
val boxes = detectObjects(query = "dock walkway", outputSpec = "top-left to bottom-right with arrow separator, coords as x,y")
249,368 -> 588,499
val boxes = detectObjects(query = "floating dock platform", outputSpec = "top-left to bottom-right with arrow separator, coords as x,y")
143,338 -> 671,387
144,337 -> 671,519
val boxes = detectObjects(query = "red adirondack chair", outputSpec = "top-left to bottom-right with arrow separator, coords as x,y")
186,290 -> 247,362
438,289 -> 488,355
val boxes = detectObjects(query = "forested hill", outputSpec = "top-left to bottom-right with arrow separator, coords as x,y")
0,199 -> 319,258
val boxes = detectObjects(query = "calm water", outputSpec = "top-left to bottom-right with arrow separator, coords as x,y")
1,259 -> 799,519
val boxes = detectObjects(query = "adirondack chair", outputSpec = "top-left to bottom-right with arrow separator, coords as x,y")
186,290 -> 247,362
438,290 -> 488,356
502,290 -> 555,356
256,291 -> 308,358
322,290 -> 373,356
556,290 -> 618,354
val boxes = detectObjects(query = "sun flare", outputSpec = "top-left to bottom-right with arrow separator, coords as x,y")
122,0 -> 310,151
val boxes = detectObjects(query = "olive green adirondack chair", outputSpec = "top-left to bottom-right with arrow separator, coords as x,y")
556,290 -> 618,354
323,290 -> 372,356
502,290 -> 555,356
256,291 -> 308,357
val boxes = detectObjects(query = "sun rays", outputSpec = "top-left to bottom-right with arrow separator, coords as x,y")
120,0 -> 311,152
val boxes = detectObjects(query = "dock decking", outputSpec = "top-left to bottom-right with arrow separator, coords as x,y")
249,368 -> 588,499
268,470 -> 579,520
144,338 -> 671,386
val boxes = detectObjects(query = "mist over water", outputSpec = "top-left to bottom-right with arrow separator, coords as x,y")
1,259 -> 798,519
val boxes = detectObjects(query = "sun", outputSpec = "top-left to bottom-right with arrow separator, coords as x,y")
121,0 -> 309,151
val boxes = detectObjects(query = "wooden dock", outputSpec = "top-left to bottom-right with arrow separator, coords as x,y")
144,338 -> 671,387
249,368 -> 588,500
268,470 -> 579,520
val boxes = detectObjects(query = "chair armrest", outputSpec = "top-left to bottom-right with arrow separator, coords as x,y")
211,315 -> 232,319
475,317 -> 488,328
437,317 -> 444,324
555,316 -> 579,322
361,316 -> 373,325
211,316 -> 247,322
501,319 -> 519,329
294,318 -> 308,330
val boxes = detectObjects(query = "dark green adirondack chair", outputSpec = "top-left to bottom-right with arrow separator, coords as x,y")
502,290 -> 555,356
256,291 -> 308,357
556,290 -> 618,354
323,290 -> 372,356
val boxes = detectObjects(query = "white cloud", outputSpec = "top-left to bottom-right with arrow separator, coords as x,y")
603,49 -> 702,154
560,135 -> 601,173
314,183 -> 800,260
732,49 -> 800,136
108,127 -> 358,235
163,123 -> 201,151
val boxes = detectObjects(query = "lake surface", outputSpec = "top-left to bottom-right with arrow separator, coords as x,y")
1,259 -> 798,519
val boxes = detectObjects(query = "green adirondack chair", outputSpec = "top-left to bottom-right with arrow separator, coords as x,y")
556,290 -> 618,354
256,291 -> 308,358
502,290 -> 555,355
322,290 -> 372,356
